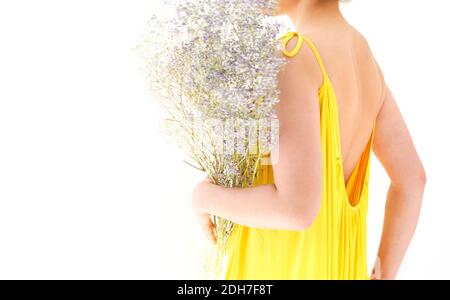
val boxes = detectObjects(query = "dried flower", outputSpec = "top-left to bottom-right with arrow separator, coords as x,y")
136,0 -> 287,277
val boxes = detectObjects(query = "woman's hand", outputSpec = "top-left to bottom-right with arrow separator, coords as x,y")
370,256 -> 382,280
192,178 -> 217,244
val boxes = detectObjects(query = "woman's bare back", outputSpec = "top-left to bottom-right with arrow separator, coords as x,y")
288,25 -> 384,184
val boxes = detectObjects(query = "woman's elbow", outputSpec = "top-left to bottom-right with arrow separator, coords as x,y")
419,166 -> 427,186
292,210 -> 320,230
393,163 -> 427,189
283,193 -> 322,231
412,160 -> 427,186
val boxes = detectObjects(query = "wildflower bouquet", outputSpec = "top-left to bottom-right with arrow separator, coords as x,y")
137,0 -> 287,274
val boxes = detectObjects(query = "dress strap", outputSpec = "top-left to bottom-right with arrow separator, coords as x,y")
278,31 -> 304,58
278,31 -> 329,79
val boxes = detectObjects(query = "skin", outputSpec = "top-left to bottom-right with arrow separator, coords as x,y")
191,0 -> 426,280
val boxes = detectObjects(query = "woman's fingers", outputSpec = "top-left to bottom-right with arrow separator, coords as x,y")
198,213 -> 216,244
371,256 -> 382,280
202,177 -> 213,184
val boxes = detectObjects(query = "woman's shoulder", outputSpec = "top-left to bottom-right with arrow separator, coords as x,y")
349,26 -> 374,58
277,31 -> 324,88
349,26 -> 386,103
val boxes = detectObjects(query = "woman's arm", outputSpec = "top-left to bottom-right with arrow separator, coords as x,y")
372,84 -> 426,280
192,42 -> 323,232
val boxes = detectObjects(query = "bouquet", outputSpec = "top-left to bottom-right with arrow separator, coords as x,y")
136,0 -> 287,275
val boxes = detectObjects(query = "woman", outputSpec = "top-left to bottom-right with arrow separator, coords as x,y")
191,0 -> 426,280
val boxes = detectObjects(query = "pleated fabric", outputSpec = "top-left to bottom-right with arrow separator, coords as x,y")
222,31 -> 376,280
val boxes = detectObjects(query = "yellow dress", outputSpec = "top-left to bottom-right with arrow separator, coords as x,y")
223,31 -> 376,280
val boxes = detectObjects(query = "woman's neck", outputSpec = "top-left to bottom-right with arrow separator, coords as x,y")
286,0 -> 347,34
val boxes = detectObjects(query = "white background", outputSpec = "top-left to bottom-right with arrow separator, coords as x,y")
0,0 -> 448,279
